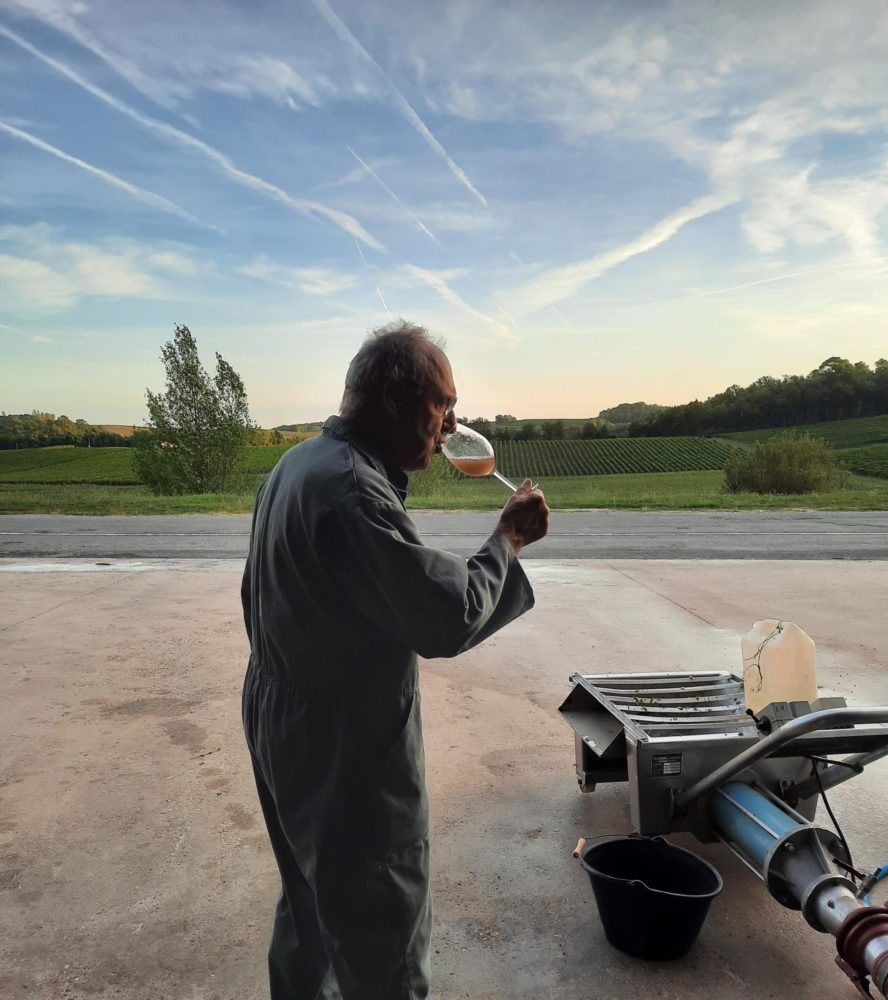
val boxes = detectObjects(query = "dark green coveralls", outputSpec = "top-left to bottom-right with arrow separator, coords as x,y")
241,416 -> 534,999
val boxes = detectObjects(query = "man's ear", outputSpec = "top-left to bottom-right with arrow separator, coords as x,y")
380,380 -> 399,418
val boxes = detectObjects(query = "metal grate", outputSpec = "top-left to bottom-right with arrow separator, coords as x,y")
575,671 -> 758,740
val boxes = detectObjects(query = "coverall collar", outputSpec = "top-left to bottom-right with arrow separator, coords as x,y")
323,415 -> 409,505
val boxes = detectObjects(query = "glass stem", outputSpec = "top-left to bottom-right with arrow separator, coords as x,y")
493,469 -> 520,492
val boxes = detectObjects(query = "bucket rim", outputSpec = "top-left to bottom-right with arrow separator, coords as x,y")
580,835 -> 724,900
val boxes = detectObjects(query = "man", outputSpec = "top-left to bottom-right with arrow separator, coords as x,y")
241,321 -> 549,999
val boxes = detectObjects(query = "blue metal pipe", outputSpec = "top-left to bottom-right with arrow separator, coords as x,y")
710,782 -> 800,868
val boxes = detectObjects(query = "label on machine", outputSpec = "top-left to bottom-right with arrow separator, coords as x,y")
652,753 -> 682,776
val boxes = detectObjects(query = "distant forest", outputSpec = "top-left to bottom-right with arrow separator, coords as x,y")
0,412 -> 131,450
630,357 -> 888,437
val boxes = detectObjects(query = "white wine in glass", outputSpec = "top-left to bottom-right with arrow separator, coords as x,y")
442,423 -> 521,492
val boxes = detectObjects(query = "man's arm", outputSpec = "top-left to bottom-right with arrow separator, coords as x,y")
320,482 -> 548,659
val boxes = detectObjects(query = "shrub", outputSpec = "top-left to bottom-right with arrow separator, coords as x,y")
724,432 -> 847,494
408,454 -> 456,498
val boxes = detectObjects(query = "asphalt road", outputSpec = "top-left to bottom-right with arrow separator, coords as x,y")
2,510 -> 888,559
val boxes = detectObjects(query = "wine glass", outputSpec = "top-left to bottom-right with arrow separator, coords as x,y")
442,423 -> 521,492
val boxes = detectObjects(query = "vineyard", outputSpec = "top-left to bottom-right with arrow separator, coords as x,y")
724,414 -> 888,450
841,445 -> 888,479
490,437 -> 736,478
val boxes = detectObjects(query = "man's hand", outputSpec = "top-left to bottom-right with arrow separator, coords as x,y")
494,479 -> 549,555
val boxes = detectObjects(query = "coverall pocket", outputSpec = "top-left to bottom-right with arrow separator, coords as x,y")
365,690 -> 429,854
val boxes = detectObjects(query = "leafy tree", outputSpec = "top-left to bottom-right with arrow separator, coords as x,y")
598,402 -> 665,424
579,419 -> 612,439
540,419 -> 565,439
133,325 -> 253,494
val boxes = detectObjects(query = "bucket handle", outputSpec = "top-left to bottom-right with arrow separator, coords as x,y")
572,832 -> 659,858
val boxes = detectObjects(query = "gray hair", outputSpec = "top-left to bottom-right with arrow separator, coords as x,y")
341,320 -> 446,414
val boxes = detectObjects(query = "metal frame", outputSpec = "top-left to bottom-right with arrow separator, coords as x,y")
560,670 -> 888,840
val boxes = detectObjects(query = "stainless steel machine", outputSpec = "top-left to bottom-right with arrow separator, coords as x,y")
560,670 -> 888,997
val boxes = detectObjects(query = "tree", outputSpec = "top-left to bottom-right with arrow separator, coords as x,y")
540,419 -> 565,439
133,325 -> 253,494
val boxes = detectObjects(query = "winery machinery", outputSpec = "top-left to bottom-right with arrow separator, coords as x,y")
560,670 -> 888,997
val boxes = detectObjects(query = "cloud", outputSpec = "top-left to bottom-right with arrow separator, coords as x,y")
0,23 -> 385,250
0,119 -> 219,231
1,0 -> 192,115
403,264 -> 509,338
310,0 -> 487,206
240,260 -> 359,296
505,192 -> 736,316
0,227 -> 205,312
197,53 -> 330,109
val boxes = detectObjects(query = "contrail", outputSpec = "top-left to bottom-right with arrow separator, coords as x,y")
0,120 -> 219,231
497,304 -> 519,328
376,286 -> 391,315
654,257 -> 884,305
346,145 -> 440,245
405,264 -> 510,338
311,0 -> 487,207
507,192 -> 736,317
551,305 -> 574,330
352,236 -> 368,264
1,0 -> 190,120
0,23 -> 384,250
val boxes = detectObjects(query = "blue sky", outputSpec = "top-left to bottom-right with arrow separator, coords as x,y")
1,0 -> 887,425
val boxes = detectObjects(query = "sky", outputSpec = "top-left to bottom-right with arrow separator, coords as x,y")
1,0 -> 887,426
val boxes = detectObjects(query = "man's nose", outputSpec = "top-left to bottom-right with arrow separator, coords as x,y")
443,410 -> 457,434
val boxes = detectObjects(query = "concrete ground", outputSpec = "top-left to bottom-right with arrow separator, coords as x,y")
1,558 -> 886,1000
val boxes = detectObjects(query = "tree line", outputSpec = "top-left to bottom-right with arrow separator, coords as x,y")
630,357 -> 888,437
0,412 -> 131,449
461,418 -> 613,440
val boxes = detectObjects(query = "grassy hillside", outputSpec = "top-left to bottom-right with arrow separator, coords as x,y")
724,414 -> 888,450
841,444 -> 888,479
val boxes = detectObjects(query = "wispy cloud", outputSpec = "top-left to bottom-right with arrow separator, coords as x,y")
2,0 -> 191,117
346,145 -> 440,245
0,120 -> 218,231
0,23 -> 384,250
0,226 -> 206,312
505,192 -> 736,316
404,264 -> 509,338
240,260 -> 358,296
310,0 -> 487,207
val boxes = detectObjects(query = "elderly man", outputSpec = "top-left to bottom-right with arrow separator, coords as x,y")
241,321 -> 549,999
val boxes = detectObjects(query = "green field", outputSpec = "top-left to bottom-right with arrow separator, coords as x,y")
724,414 -> 888,450
492,437 -> 735,477
2,427 -> 887,513
2,470 -> 887,515
0,446 -> 138,484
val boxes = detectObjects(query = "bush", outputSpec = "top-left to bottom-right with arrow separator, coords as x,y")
724,432 -> 847,494
408,454 -> 456,498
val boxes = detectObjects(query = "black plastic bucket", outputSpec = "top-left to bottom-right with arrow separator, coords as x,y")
580,836 -> 722,961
